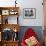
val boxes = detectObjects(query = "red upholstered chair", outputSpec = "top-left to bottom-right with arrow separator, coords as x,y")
21,28 -> 41,46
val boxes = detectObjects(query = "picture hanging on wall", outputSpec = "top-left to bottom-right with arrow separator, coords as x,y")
23,8 -> 36,19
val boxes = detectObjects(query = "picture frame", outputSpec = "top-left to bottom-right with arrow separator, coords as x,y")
2,10 -> 9,15
23,8 -> 36,19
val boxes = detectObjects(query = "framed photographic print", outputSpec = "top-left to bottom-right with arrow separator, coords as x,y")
2,10 -> 9,15
23,8 -> 36,19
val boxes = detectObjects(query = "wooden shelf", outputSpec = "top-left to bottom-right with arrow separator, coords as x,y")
0,7 -> 19,16
0,24 -> 19,32
2,40 -> 19,42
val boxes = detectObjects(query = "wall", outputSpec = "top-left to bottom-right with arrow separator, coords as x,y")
0,0 -> 44,26
17,0 -> 44,26
0,0 -> 15,7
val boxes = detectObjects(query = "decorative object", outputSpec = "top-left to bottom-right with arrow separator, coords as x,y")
9,10 -> 18,15
5,18 -> 8,24
2,10 -> 9,15
25,36 -> 38,46
2,28 -> 13,41
21,28 -> 41,46
2,16 -> 8,24
15,0 -> 17,7
23,8 -> 36,19
13,32 -> 18,41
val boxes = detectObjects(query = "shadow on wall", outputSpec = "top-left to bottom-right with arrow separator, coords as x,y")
18,26 -> 44,44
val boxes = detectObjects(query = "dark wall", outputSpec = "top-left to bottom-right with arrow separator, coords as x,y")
18,26 -> 44,43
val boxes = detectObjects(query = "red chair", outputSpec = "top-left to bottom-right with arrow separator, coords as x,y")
21,28 -> 41,46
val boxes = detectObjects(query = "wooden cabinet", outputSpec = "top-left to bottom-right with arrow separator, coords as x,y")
0,7 -> 19,46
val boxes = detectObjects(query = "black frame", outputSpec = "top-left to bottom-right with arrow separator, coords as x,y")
23,8 -> 36,19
